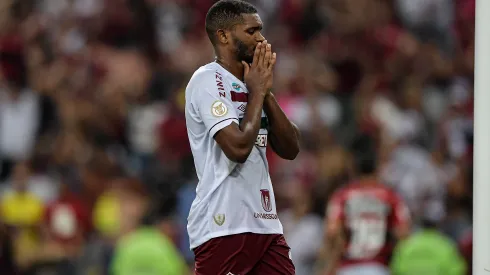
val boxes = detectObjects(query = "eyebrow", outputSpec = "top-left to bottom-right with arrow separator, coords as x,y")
246,25 -> 263,31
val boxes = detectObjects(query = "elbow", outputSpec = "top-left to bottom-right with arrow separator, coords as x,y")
278,142 -> 300,160
270,134 -> 300,160
235,146 -> 253,163
285,145 -> 300,160
282,151 -> 299,161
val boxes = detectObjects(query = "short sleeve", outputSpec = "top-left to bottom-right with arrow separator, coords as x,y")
191,85 -> 239,138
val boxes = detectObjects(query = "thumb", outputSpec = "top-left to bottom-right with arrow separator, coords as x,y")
242,61 -> 250,77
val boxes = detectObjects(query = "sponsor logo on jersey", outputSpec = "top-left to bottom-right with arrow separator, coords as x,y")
232,82 -> 242,91
255,134 -> 268,147
237,104 -> 246,112
254,212 -> 278,219
215,71 -> 226,97
213,214 -> 225,226
260,189 -> 272,212
211,100 -> 228,117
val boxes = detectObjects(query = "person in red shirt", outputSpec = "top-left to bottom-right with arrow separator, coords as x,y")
323,152 -> 411,275
458,229 -> 472,275
43,183 -> 91,251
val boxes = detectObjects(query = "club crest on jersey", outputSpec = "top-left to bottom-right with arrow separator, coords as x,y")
260,189 -> 272,212
232,82 -> 241,91
213,214 -> 225,226
211,100 -> 228,117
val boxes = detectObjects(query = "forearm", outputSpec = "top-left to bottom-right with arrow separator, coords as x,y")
323,234 -> 344,275
215,90 -> 266,164
238,91 -> 266,150
263,93 -> 300,159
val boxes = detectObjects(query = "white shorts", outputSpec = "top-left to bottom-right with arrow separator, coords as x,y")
336,263 -> 390,275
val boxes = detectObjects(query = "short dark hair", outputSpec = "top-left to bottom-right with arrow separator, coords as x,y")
205,0 -> 257,45
351,134 -> 377,175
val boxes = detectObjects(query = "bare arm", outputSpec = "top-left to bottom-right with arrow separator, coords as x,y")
214,41 -> 273,163
392,193 -> 412,240
214,91 -> 266,163
263,92 -> 300,160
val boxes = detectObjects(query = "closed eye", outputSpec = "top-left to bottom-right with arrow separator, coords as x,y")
247,26 -> 262,35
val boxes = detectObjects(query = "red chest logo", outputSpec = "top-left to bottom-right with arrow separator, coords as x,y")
260,189 -> 272,212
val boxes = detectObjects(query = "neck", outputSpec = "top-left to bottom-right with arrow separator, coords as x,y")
358,175 -> 378,185
216,55 -> 244,81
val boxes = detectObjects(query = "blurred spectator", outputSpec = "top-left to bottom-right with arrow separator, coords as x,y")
111,185 -> 188,275
0,81 -> 42,181
43,182 -> 91,256
390,207 -> 466,275
0,162 -> 45,271
280,179 -> 323,275
458,228 -> 472,275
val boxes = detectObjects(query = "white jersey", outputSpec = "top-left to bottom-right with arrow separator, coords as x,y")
185,62 -> 283,250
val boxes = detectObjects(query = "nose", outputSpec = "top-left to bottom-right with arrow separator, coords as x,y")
256,33 -> 265,43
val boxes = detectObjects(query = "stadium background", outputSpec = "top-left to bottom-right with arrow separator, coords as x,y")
0,0 -> 474,274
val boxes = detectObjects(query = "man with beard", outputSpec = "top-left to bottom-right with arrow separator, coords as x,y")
184,1 -> 300,274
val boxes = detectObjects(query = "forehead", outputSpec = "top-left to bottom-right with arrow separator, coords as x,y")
238,13 -> 262,28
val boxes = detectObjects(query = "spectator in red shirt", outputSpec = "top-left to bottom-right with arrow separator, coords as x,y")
458,229 -> 472,275
43,182 -> 91,252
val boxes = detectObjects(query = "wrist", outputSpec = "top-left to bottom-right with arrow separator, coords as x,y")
248,88 -> 267,102
264,90 -> 276,102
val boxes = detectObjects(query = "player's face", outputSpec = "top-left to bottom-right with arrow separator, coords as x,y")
231,13 -> 264,64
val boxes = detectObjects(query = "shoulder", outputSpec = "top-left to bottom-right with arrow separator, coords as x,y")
187,63 -> 223,90
372,183 -> 400,199
187,63 -> 231,101
331,183 -> 356,199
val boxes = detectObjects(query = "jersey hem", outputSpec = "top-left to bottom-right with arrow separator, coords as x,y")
189,227 -> 283,250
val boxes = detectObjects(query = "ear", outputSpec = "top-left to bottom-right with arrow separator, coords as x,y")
217,29 -> 229,44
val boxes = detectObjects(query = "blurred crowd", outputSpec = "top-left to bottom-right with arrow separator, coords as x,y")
0,0 -> 474,274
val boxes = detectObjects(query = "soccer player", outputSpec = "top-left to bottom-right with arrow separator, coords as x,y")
324,153 -> 411,275
184,1 -> 300,274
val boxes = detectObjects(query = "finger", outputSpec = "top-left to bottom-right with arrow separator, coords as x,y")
263,43 -> 272,68
257,40 -> 267,67
268,52 -> 277,70
241,61 -> 250,77
251,42 -> 262,68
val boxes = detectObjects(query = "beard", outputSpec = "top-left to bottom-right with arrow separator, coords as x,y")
233,36 -> 254,64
